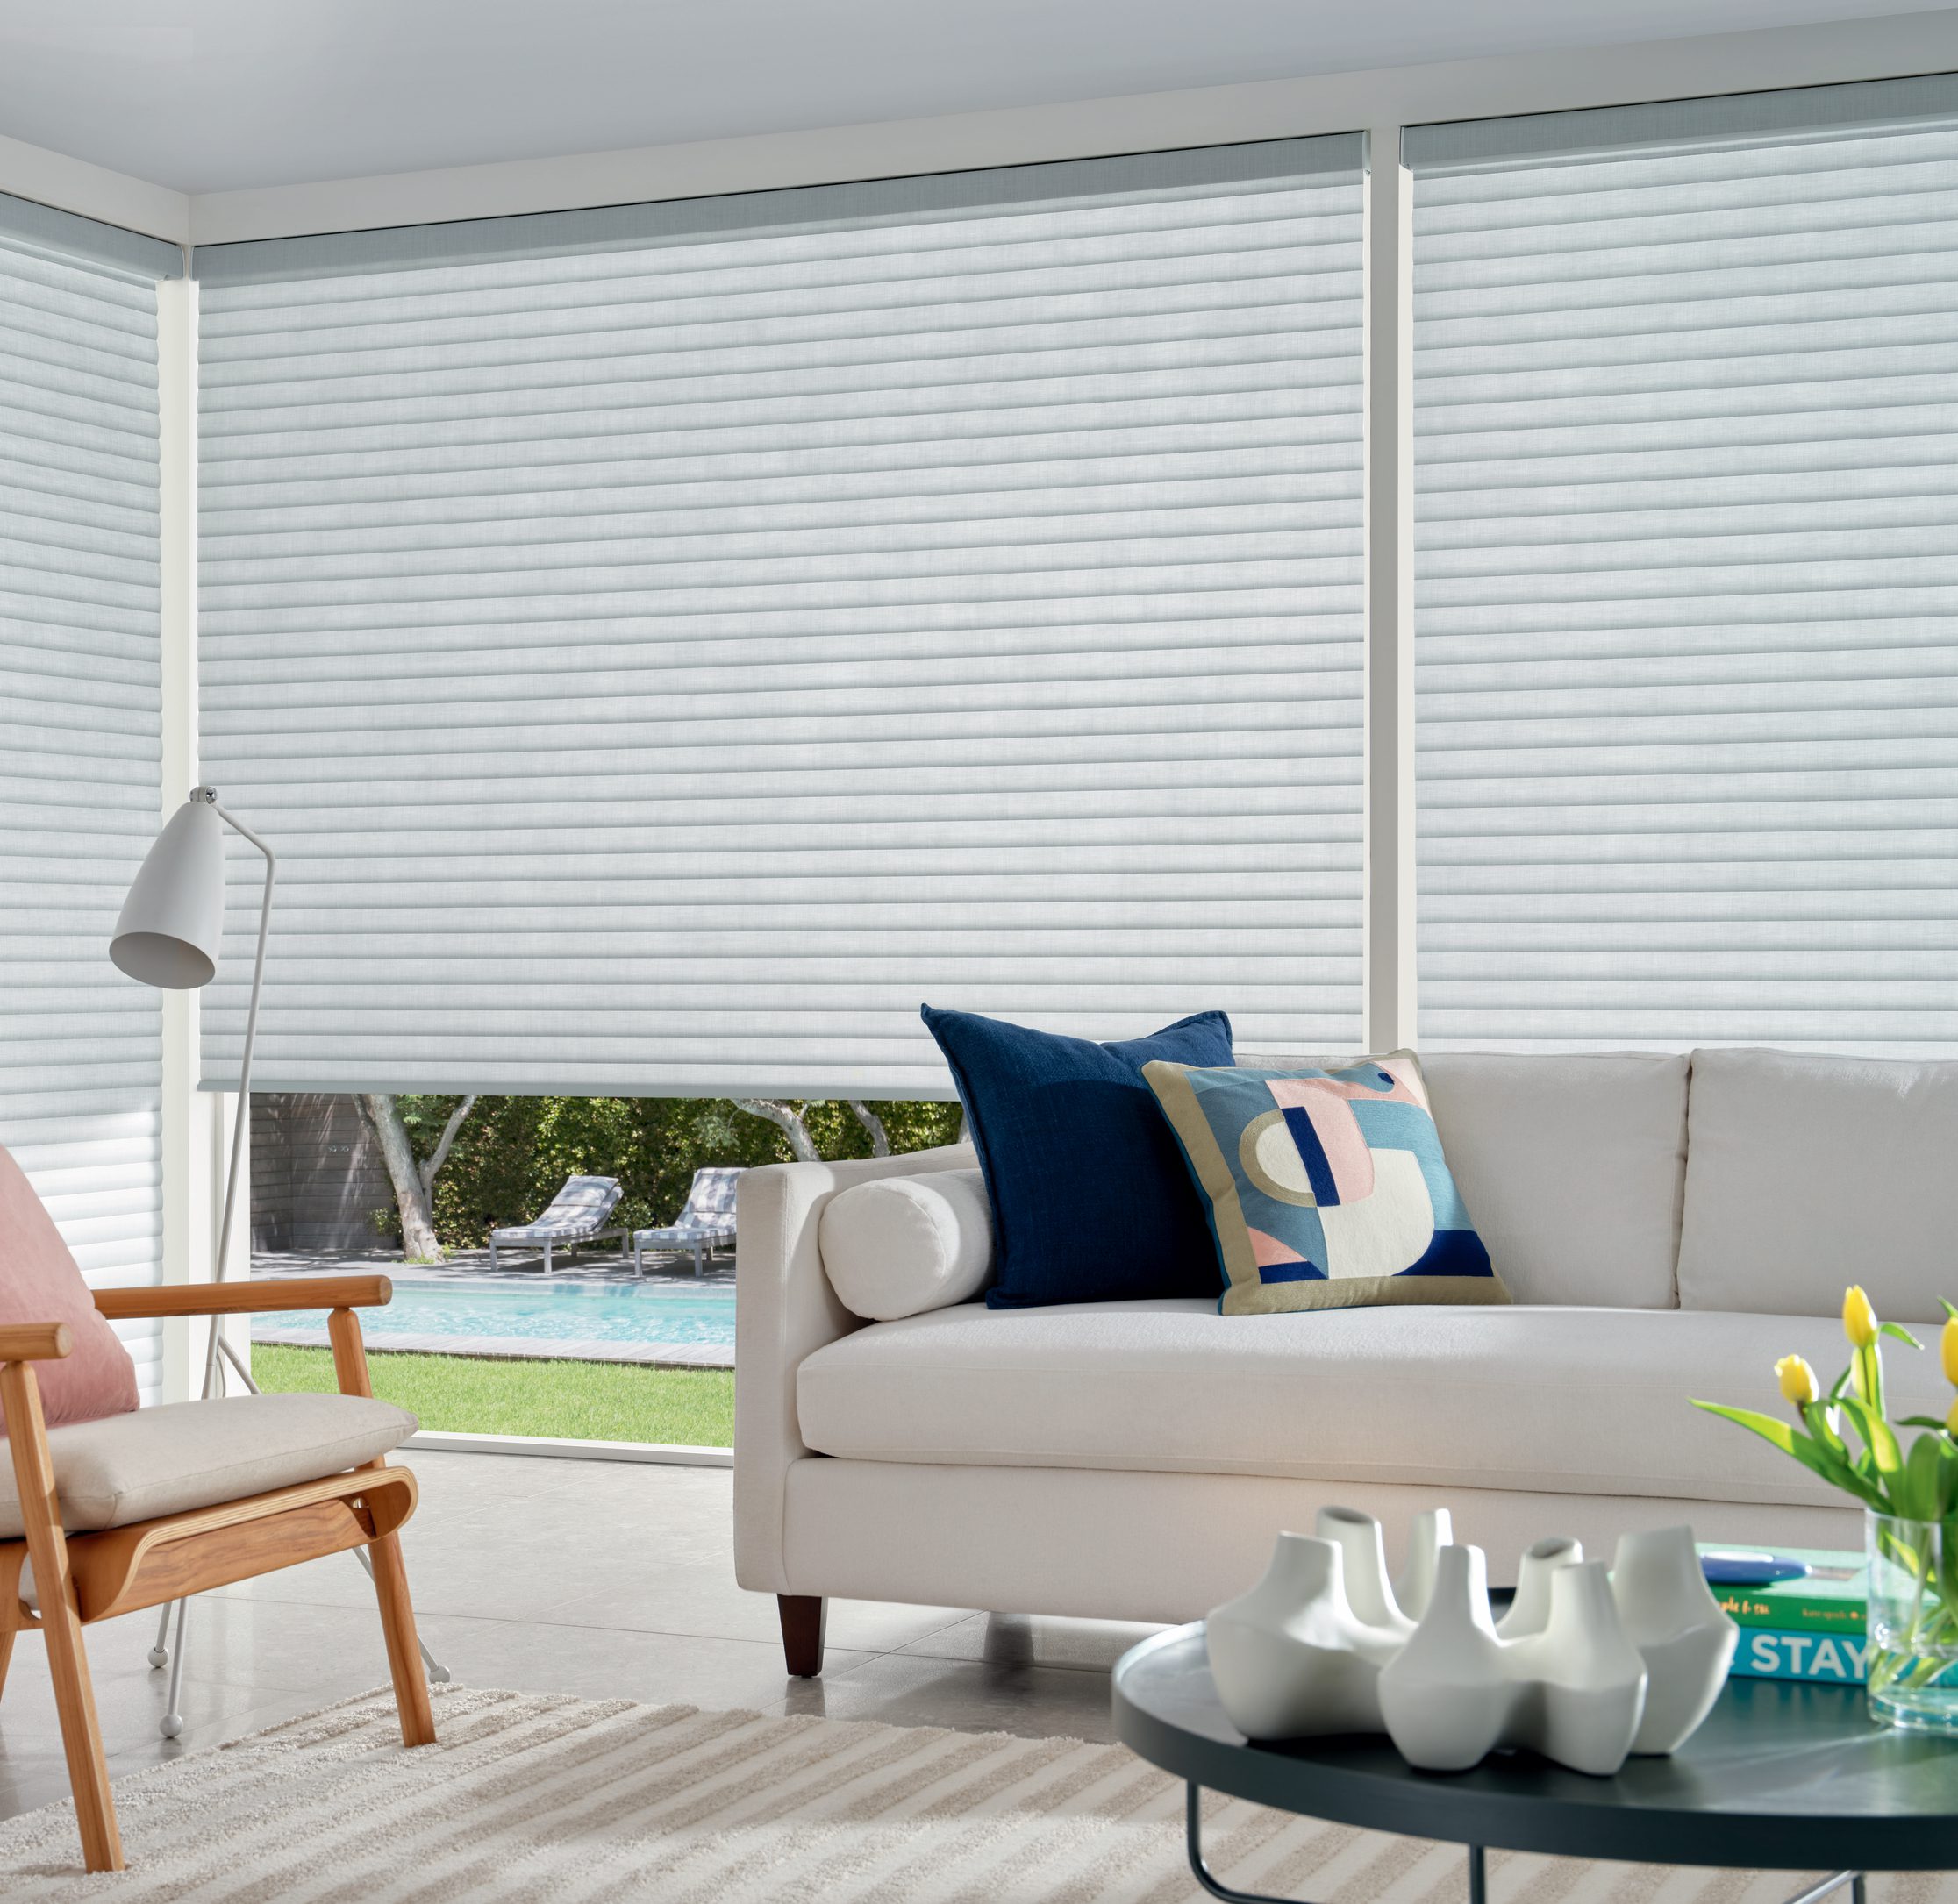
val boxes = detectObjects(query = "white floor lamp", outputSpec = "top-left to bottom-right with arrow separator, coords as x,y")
111,785 -> 446,1738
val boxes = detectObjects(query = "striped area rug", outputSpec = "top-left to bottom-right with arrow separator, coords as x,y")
0,1686 -> 1950,1902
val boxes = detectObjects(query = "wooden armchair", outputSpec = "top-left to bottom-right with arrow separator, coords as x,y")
0,1275 -> 434,1873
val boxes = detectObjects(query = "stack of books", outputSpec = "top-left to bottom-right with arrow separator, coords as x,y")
1701,1546 -> 1870,1684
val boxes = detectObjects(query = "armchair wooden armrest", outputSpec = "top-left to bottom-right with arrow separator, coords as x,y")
90,1275 -> 392,1322
0,1323 -> 73,1363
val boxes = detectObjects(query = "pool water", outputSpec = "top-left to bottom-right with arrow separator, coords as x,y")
272,1280 -> 735,1349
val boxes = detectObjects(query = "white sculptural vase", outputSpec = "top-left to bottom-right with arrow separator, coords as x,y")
1206,1512 -> 1735,1778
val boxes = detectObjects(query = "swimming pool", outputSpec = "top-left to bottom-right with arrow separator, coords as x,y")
254,1279 -> 736,1365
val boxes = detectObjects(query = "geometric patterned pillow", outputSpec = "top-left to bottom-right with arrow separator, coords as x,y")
1142,1051 -> 1506,1316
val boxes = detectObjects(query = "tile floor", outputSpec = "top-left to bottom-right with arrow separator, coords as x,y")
0,1452 -> 1160,1826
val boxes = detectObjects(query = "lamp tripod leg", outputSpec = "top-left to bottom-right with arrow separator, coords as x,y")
147,1599 -> 173,1671
160,1597 -> 189,1739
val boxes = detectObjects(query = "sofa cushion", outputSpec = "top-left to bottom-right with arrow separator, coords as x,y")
1678,1048 -> 1958,1323
819,1169 -> 995,1321
920,1003 -> 1233,1308
0,1142 -> 139,1433
0,1391 -> 418,1537
1145,1052 -> 1504,1314
1420,1052 -> 1688,1309
796,1299 -> 1947,1508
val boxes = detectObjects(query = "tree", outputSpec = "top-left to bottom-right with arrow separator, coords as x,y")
357,1093 -> 477,1262
848,1101 -> 891,1157
734,1098 -> 893,1161
732,1099 -> 821,1162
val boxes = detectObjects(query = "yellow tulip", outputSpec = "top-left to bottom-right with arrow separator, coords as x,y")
1842,1285 -> 1879,1350
1943,1315 -> 1958,1387
1776,1354 -> 1819,1408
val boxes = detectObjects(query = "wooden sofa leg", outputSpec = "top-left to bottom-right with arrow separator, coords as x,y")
779,1594 -> 826,1677
2,1361 -> 122,1872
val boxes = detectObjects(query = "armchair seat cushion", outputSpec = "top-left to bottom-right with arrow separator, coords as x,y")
0,1391 -> 418,1537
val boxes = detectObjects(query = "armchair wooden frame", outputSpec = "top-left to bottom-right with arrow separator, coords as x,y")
0,1275 -> 435,1873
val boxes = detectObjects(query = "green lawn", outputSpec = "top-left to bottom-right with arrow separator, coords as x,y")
251,1344 -> 733,1446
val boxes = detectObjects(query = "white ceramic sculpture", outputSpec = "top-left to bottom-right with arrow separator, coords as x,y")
1610,1525 -> 1740,1752
1497,1534 -> 1583,1637
1205,1511 -> 1734,1777
1205,1532 -> 1402,1739
1391,1507 -> 1454,1621
1379,1548 -> 1649,1775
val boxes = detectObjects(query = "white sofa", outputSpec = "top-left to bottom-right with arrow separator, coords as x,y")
733,1047 -> 1958,1673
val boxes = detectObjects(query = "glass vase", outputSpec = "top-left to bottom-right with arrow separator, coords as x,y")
1865,1511 -> 1958,1733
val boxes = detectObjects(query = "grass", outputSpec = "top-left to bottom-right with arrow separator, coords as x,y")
250,1344 -> 734,1446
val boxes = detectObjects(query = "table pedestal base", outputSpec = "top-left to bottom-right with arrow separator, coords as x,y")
1183,1784 -> 1868,1904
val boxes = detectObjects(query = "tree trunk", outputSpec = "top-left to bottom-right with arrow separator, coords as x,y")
847,1100 -> 890,1157
418,1095 -> 478,1200
733,1099 -> 821,1163
357,1093 -> 446,1262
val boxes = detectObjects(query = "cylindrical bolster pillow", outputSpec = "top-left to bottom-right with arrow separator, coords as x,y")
818,1169 -> 996,1321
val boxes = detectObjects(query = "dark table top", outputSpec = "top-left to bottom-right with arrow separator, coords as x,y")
1112,1625 -> 1958,1870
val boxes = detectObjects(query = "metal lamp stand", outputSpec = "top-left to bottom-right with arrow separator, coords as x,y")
143,789 -> 447,1738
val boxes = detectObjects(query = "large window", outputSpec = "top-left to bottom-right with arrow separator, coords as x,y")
194,137 -> 1368,1096
0,194 -> 178,1395
1410,76 -> 1958,1053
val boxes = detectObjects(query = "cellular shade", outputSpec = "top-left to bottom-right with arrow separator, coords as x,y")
0,207 -> 168,1395
193,137 -> 1367,1095
1410,76 -> 1958,1053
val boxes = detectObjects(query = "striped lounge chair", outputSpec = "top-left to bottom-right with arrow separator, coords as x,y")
488,1175 -> 626,1273
632,1166 -> 740,1275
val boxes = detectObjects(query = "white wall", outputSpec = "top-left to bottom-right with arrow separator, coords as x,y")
185,8 -> 1958,245
4,8 -> 1957,248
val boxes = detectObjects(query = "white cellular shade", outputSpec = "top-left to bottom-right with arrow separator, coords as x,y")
0,224 -> 166,1394
1411,104 -> 1958,1053
195,140 -> 1367,1094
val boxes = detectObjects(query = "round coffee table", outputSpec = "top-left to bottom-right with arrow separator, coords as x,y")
1112,1624 -> 1958,1904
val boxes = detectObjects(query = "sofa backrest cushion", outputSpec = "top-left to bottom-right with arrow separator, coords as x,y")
1677,1048 -> 1958,1323
1418,1052 -> 1689,1309
0,1143 -> 140,1433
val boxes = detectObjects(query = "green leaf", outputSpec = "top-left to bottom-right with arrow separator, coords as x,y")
1941,1297 -> 1958,1323
1898,1416 -> 1951,1431
1691,1401 -> 1890,1509
1880,1322 -> 1925,1351
1839,1394 -> 1904,1476
1898,1430 -> 1947,1522
1804,1401 -> 1848,1454
1854,1341 -> 1886,1419
1829,1363 -> 1854,1403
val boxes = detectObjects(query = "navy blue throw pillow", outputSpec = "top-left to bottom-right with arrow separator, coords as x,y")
921,1004 -> 1234,1308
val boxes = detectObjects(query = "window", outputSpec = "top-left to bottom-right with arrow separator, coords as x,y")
192,139 -> 1368,1095
0,194 -> 179,1394
1410,75 -> 1958,1052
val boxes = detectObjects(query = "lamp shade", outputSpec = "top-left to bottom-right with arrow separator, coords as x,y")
110,795 -> 225,989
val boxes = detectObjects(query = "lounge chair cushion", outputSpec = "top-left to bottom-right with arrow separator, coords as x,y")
0,1391 -> 418,1537
490,1175 -> 622,1243
0,1143 -> 139,1434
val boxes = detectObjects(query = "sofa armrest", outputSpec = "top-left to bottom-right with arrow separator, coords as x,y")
732,1141 -> 975,1595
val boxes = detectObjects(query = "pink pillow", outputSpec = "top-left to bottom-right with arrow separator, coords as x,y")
0,1144 -> 139,1432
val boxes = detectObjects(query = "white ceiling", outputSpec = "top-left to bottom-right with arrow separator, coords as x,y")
0,0 -> 1950,196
